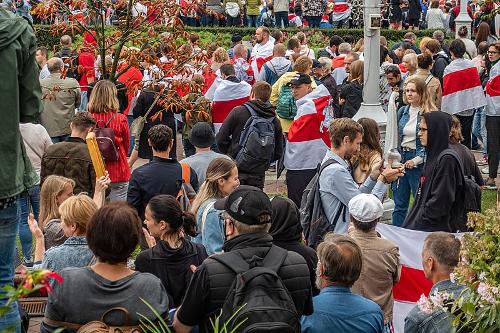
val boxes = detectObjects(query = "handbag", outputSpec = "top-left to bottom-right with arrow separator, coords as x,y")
130,93 -> 162,138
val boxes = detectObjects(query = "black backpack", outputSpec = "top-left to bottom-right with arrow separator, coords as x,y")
212,246 -> 300,333
438,149 -> 481,214
235,103 -> 276,174
300,159 -> 346,249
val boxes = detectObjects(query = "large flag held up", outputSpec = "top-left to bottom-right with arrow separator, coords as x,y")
210,79 -> 251,133
441,58 -> 486,114
284,84 -> 332,170
376,223 -> 463,333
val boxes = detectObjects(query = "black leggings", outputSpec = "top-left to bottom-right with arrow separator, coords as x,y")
486,116 -> 500,178
286,169 -> 317,208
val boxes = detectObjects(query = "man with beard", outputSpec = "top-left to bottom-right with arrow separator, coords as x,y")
319,118 -> 403,234
250,26 -> 275,80
301,234 -> 385,332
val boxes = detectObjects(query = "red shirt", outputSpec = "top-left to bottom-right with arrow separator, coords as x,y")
91,112 -> 131,183
117,64 -> 143,115
78,50 -> 95,92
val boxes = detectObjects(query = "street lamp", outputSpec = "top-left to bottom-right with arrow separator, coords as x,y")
353,0 -> 394,223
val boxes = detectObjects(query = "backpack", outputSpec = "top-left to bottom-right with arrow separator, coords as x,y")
56,48 -> 81,81
235,103 -> 276,174
438,149 -> 481,214
275,85 -> 297,120
212,245 -> 300,333
300,159 -> 346,249
94,114 -> 120,162
43,308 -> 141,333
177,163 -> 196,211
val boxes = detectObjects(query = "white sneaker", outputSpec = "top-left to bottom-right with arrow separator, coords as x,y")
482,167 -> 489,174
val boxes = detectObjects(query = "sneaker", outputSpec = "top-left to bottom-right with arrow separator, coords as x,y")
485,178 -> 497,190
23,258 -> 33,268
476,157 -> 488,166
482,166 -> 489,174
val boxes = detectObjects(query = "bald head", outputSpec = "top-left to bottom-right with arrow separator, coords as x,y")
60,35 -> 72,46
47,57 -> 64,73
234,44 -> 247,59
273,43 -> 286,57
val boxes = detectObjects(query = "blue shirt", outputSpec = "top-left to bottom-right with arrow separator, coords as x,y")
319,150 -> 387,234
301,286 -> 384,333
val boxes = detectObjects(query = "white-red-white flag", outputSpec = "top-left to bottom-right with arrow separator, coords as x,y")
211,79 -> 251,133
442,58 -> 486,114
284,84 -> 332,170
376,224 -> 464,333
251,37 -> 275,81
485,65 -> 500,115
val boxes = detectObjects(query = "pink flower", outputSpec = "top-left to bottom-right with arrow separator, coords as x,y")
417,294 -> 433,314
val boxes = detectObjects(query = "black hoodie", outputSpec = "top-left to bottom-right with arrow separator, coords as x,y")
135,239 -> 207,308
270,197 -> 319,295
216,99 -> 284,185
404,112 -> 466,232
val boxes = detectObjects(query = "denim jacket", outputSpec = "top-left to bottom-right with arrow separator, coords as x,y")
34,236 -> 93,272
404,279 -> 466,333
193,199 -> 224,255
397,105 -> 426,161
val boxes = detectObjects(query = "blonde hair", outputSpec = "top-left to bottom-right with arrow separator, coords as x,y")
59,194 -> 98,235
39,176 -> 75,229
403,53 -> 418,73
293,55 -> 313,73
353,38 -> 364,52
419,37 -> 433,52
88,80 -> 119,114
350,60 -> 364,83
191,158 -> 237,215
405,76 -> 437,114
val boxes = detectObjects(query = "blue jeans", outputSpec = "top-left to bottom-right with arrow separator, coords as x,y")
306,15 -> 321,28
79,91 -> 88,112
18,185 -> 40,261
274,11 -> 289,27
247,15 -> 258,27
392,150 -> 423,227
472,106 -> 486,153
127,114 -> 135,156
0,201 -> 21,333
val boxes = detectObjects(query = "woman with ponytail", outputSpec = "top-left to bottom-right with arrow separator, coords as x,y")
135,194 -> 208,308
191,157 -> 239,255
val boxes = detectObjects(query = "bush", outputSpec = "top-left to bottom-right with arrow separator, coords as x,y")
34,25 -> 444,51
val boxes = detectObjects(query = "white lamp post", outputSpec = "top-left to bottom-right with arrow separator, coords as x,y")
454,0 -> 472,39
353,0 -> 394,223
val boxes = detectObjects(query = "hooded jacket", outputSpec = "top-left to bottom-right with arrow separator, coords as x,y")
0,8 -> 40,199
403,112 -> 466,232
339,79 -> 363,118
135,239 -> 207,308
216,99 -> 284,170
431,51 -> 450,85
261,57 -> 292,86
270,197 -> 319,295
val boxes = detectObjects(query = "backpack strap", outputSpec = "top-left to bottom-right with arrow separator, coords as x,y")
212,251 -> 250,274
438,148 -> 465,179
424,74 -> 433,86
261,245 -> 288,272
318,158 -> 339,175
105,112 -> 116,127
181,163 -> 191,185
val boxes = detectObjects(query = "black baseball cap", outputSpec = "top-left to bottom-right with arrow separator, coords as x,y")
312,59 -> 326,69
214,185 -> 272,225
288,73 -> 312,86
231,34 -> 242,44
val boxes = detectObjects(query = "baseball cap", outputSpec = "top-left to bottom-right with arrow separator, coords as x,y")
214,185 -> 272,225
288,73 -> 312,86
189,122 -> 215,148
348,194 -> 384,223
312,59 -> 326,69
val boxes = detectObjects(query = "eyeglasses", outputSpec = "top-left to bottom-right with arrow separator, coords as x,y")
487,51 -> 500,55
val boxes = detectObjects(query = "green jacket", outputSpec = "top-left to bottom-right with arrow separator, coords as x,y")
246,0 -> 261,16
0,9 -> 41,199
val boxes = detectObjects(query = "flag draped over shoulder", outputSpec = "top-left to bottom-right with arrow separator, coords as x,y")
284,84 -> 332,170
331,0 -> 352,21
376,224 -> 464,333
485,65 -> 500,115
211,79 -> 251,133
441,58 -> 486,114
251,37 -> 275,81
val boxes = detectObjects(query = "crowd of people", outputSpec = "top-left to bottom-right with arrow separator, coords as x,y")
1,1 -> 500,333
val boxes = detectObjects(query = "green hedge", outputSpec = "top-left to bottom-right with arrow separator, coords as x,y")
34,25 -> 443,51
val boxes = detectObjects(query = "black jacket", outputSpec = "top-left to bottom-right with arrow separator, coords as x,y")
175,232 -> 313,332
339,80 -> 363,118
216,100 -> 284,181
269,197 -> 319,296
404,112 -> 466,232
450,143 -> 484,186
126,157 -> 198,219
135,239 -> 207,308
431,53 -> 451,85
132,89 -> 176,159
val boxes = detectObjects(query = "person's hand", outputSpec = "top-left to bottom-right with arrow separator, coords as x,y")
381,166 -> 405,183
190,265 -> 197,273
143,227 -> 156,248
27,213 -> 43,239
95,173 -> 110,193
370,160 -> 384,180
404,160 -> 415,169
339,98 -> 345,105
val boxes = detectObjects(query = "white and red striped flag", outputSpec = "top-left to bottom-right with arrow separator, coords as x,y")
485,66 -> 500,115
211,79 -> 251,133
331,0 -> 352,21
284,84 -> 332,170
376,223 -> 463,333
441,58 -> 486,114
251,37 -> 275,81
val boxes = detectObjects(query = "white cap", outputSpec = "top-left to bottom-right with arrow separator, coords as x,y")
348,194 -> 384,223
